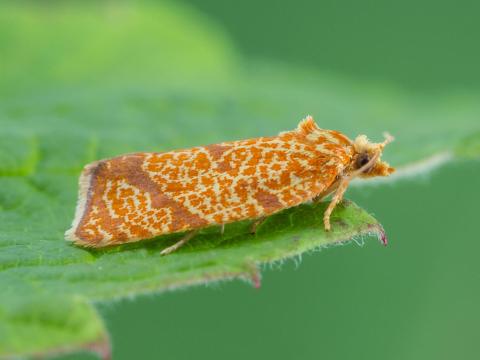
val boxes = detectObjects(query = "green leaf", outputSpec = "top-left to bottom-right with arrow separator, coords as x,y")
0,296 -> 109,359
1,1 -> 479,359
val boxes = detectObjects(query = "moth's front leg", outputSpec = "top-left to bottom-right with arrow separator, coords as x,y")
323,177 -> 350,231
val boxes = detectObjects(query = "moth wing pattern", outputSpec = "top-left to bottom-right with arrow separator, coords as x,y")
66,117 -> 354,247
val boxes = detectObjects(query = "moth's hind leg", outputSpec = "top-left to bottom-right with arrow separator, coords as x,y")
160,230 -> 199,256
250,216 -> 266,234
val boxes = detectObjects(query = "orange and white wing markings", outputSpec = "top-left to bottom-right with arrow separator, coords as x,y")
65,116 -> 355,247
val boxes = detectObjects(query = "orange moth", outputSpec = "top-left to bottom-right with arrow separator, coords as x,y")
65,116 -> 394,255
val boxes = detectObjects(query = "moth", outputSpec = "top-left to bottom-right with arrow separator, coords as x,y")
65,116 -> 394,255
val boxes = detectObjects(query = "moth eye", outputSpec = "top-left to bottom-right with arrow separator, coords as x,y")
356,153 -> 370,168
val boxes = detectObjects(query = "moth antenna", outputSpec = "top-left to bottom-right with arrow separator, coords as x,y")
380,132 -> 395,148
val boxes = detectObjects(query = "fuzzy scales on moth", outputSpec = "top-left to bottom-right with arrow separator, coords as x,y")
65,116 -> 394,254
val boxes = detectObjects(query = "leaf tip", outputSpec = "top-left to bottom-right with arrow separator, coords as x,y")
367,223 -> 388,246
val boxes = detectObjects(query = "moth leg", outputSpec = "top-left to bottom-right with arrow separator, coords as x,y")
323,178 -> 350,231
250,216 -> 266,234
160,230 -> 199,256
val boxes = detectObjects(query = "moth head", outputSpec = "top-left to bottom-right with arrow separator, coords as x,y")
351,133 -> 395,178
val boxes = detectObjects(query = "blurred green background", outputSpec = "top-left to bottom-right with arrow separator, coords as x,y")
2,0 -> 478,359
188,0 -> 480,91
